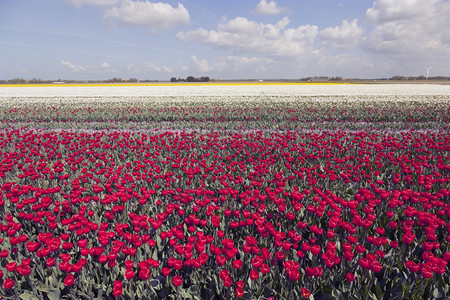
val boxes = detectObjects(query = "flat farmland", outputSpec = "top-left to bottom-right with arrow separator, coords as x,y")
0,83 -> 448,299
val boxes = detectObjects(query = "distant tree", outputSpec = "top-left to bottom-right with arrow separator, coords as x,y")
186,76 -> 197,82
391,76 -> 405,80
199,76 -> 210,82
170,77 -> 177,82
128,78 -> 138,82
8,78 -> 26,84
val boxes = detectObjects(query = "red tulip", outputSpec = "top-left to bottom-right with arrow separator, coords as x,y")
0,249 -> 9,258
359,258 -> 370,269
235,287 -> 244,298
223,276 -> 232,287
173,275 -> 183,287
220,270 -> 230,281
421,267 -> 433,279
78,239 -> 88,248
346,273 -> 355,282
301,288 -> 311,298
3,278 -> 15,289
222,239 -> 234,249
139,268 -> 150,280
310,244 -> 321,255
216,255 -> 226,266
261,263 -> 270,274
64,274 -> 75,287
402,232 -> 415,245
113,280 -> 123,297
370,261 -> 383,273
237,280 -> 244,289
288,269 -> 300,281
125,269 -> 135,280
250,270 -> 259,280
6,262 -> 17,272
405,260 -> 419,273
233,259 -> 243,269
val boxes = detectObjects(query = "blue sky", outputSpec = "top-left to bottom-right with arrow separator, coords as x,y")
1,0 -> 449,80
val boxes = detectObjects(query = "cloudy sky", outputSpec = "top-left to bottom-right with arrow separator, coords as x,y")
1,0 -> 449,80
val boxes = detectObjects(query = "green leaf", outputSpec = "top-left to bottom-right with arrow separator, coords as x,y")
45,289 -> 61,300
332,289 -> 345,300
188,284 -> 199,296
367,291 -> 378,300
432,287 -> 444,298
19,292 -> 40,300
390,282 -> 403,299
152,248 -> 158,261
37,288 -> 61,300
374,284 -> 383,299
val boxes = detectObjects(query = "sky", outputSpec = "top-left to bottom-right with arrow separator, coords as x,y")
1,0 -> 450,81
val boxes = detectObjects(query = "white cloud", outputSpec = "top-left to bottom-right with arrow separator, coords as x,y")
162,66 -> 173,73
62,60 -> 180,77
103,0 -> 190,33
126,62 -> 175,74
144,62 -> 161,72
190,55 -> 274,74
178,17 -> 318,58
225,56 -> 274,73
61,60 -> 118,73
61,60 -> 85,72
317,53 -> 375,75
442,30 -> 450,44
362,0 -> 450,59
252,0 -> 288,15
126,63 -> 140,72
67,0 -> 118,8
365,0 -> 432,24
180,65 -> 189,72
319,19 -> 364,49
191,55 -> 212,73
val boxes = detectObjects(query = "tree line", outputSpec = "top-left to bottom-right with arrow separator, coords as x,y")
170,76 -> 210,82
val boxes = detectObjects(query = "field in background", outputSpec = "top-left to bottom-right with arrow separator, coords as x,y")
0,84 -> 448,299
1,79 -> 449,88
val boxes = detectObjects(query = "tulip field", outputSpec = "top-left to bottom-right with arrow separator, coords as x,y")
0,83 -> 449,299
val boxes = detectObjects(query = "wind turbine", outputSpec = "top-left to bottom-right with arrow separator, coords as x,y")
424,67 -> 432,80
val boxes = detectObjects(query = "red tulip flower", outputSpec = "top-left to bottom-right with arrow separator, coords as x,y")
173,275 -> 183,287
125,269 -> 135,280
64,274 -> 75,287
162,267 -> 171,276
233,259 -> 243,269
346,273 -> 355,282
235,287 -> 244,298
301,288 -> 311,298
405,260 -> 419,273
139,267 -> 150,280
3,278 -> 15,289
6,262 -> 17,272
250,269 -> 259,280
113,280 -> 123,297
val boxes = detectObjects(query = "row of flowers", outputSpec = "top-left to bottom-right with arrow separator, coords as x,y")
0,96 -> 448,132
